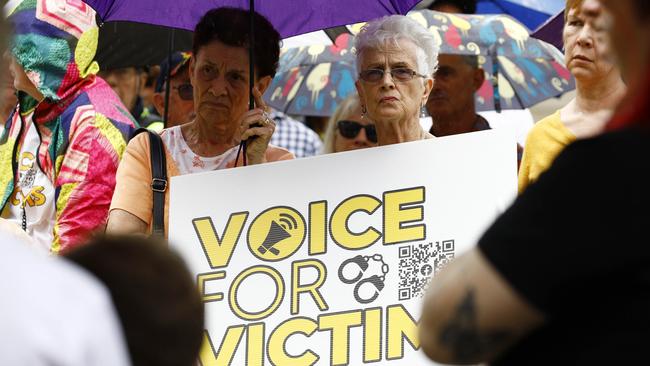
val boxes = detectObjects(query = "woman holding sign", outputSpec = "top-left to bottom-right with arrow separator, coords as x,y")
107,8 -> 294,237
354,15 -> 439,144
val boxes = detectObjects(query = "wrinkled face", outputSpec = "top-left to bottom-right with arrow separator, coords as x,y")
100,67 -> 144,112
588,0 -> 643,81
334,106 -> 378,152
189,40 -> 271,137
355,40 -> 432,125
163,68 -> 195,127
563,4 -> 617,81
426,54 -> 480,120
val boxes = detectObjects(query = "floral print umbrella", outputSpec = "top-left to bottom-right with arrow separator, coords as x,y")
407,9 -> 575,112
265,34 -> 357,116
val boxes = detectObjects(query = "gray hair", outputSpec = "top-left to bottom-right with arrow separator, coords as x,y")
355,15 -> 439,77
322,93 -> 361,154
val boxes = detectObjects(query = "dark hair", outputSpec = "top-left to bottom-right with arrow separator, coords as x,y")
65,235 -> 204,366
428,0 -> 477,14
634,0 -> 650,21
193,7 -> 281,79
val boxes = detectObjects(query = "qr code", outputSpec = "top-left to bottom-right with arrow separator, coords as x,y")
397,240 -> 455,301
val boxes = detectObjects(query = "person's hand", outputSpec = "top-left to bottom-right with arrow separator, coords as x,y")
238,87 -> 275,165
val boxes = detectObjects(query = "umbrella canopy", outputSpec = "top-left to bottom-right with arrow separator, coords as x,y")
96,22 -> 192,70
476,0 -> 565,30
265,33 -> 356,116
407,9 -> 574,111
532,10 -> 564,50
281,26 -> 349,49
82,0 -> 421,38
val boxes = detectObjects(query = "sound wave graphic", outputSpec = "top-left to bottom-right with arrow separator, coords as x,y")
278,213 -> 298,231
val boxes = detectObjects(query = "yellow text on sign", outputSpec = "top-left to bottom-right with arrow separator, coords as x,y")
192,186 -> 426,268
199,304 -> 419,365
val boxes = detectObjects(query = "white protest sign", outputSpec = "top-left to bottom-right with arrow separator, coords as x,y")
169,129 -> 517,366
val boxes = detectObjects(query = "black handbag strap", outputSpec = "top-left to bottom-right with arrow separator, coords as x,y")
131,128 -> 167,237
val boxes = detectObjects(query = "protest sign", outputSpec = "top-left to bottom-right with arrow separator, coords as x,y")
169,130 -> 517,365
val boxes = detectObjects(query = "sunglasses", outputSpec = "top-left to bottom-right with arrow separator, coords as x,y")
172,83 -> 193,101
358,67 -> 426,83
337,120 -> 377,143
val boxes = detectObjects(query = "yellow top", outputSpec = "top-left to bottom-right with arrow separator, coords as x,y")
518,110 -> 576,192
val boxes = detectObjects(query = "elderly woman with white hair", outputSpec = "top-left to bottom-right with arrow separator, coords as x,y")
354,15 -> 438,144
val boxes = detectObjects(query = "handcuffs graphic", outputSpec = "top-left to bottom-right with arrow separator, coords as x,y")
337,254 -> 389,304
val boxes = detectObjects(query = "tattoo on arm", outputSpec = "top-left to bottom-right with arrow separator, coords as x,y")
438,288 -> 511,363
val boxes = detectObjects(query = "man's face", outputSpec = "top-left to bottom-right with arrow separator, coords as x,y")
426,54 -> 482,121
153,66 -> 195,127
99,67 -> 144,112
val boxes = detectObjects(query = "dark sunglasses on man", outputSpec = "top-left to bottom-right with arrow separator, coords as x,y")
337,120 -> 378,143
172,83 -> 194,101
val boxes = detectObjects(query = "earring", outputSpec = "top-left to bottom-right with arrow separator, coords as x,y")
361,105 -> 367,119
420,105 -> 427,118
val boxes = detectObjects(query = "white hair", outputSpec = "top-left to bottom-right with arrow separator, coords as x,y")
355,15 -> 439,77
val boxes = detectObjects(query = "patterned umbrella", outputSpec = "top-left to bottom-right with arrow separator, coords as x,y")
265,33 -> 357,116
407,9 -> 575,111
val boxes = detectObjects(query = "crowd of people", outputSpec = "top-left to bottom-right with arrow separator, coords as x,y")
0,0 -> 648,364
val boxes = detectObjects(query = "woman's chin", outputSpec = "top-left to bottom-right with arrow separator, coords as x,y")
373,108 -> 404,122
198,109 -> 231,125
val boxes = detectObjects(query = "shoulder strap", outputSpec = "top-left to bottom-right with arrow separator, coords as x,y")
131,128 -> 167,237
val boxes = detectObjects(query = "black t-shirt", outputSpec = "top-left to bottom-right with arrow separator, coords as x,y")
479,127 -> 650,365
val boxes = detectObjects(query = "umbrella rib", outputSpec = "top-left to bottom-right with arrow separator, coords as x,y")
324,26 -> 351,43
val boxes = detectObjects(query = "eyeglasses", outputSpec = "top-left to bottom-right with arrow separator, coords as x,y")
172,83 -> 193,101
337,120 -> 377,143
358,68 -> 426,83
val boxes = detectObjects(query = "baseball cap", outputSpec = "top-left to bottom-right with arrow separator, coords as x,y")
155,51 -> 192,93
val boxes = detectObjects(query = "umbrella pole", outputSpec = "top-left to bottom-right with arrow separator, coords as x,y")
490,49 -> 502,113
249,0 -> 255,111
237,0 -> 256,166
163,28 -> 175,127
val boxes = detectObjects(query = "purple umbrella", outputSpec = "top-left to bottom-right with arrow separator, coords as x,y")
532,10 -> 564,50
82,0 -> 420,38
84,0 -> 419,156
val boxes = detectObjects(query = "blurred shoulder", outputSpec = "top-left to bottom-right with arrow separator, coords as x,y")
266,145 -> 295,161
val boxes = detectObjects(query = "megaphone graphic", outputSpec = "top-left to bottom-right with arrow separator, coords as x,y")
257,221 -> 291,255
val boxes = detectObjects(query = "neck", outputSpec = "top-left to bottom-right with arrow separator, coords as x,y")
574,71 -> 626,113
182,116 -> 238,157
430,107 -> 477,137
375,114 -> 425,145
